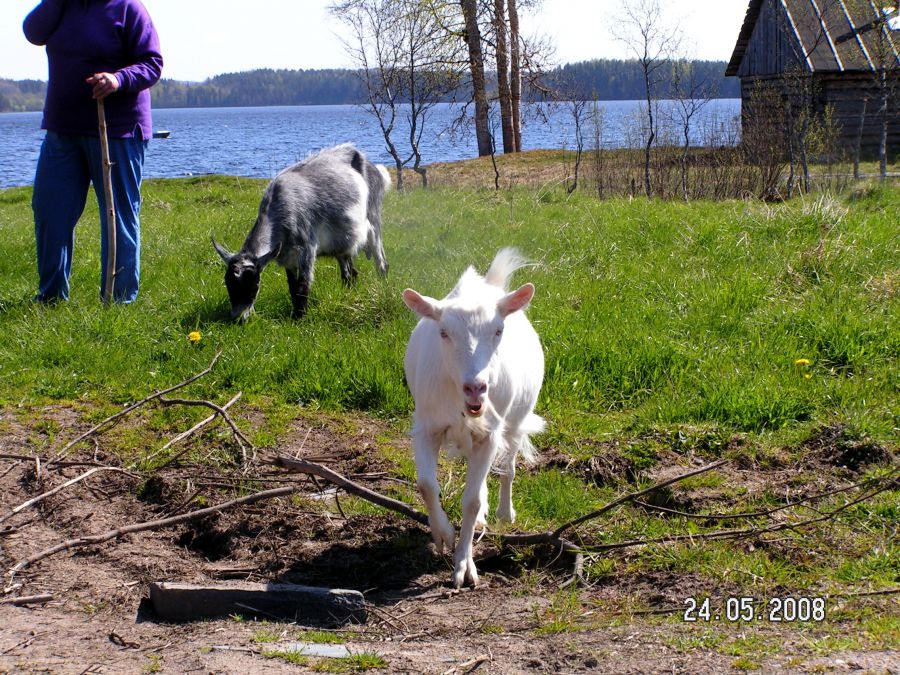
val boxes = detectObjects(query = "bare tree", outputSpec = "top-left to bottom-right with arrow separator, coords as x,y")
508,0 -> 522,151
670,59 -> 715,201
462,0 -> 548,157
331,0 -> 465,188
612,0 -> 681,198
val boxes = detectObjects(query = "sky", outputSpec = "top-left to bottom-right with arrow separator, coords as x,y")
0,0 -> 750,82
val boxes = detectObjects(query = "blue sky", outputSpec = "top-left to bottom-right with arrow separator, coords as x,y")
0,0 -> 749,82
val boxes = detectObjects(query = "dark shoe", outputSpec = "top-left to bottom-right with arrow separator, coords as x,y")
31,294 -> 63,306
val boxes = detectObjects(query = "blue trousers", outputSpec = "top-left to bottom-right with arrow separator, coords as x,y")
33,130 -> 147,303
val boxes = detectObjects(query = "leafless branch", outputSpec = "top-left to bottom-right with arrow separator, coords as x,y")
51,351 -> 223,462
0,467 -> 138,526
263,454 -> 429,526
8,484 -> 298,576
158,394 -> 253,452
142,392 -> 244,469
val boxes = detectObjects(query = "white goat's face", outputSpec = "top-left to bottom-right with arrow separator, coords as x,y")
403,283 -> 535,418
437,306 -> 504,417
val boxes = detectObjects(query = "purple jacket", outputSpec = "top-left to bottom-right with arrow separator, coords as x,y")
23,0 -> 163,139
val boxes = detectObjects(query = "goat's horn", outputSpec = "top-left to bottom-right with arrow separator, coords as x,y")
211,236 -> 235,262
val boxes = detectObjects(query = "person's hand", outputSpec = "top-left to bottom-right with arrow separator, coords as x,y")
86,72 -> 120,99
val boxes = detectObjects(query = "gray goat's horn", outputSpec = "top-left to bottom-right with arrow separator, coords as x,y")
211,236 -> 235,262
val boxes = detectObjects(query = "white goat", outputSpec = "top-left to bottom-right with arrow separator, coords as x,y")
402,248 -> 545,587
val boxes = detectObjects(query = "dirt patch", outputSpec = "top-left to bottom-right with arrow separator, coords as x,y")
1,409 -> 898,673
800,424 -> 896,474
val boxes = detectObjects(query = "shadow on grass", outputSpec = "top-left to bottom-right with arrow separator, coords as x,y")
178,299 -> 236,326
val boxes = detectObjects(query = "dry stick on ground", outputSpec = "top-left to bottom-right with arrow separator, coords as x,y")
158,395 -> 254,455
0,454 -> 110,469
267,456 -> 897,555
141,392 -> 244,469
51,350 -> 223,462
264,455 -> 429,526
266,456 -> 726,552
0,467 -> 139,526
580,478 -> 899,554
553,459 -> 730,539
7,485 -> 298,576
631,475 -> 888,522
0,593 -> 54,606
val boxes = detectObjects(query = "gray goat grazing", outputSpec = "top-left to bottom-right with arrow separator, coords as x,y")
213,144 -> 391,320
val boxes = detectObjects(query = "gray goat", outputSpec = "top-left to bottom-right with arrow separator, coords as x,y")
213,144 -> 391,320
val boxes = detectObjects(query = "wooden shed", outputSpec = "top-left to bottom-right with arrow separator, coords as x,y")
726,0 -> 900,159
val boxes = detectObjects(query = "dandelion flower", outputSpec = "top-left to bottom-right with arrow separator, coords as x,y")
794,358 -> 811,366
188,331 -> 202,343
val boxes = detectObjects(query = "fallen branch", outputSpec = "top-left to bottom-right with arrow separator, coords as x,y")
265,455 -> 898,558
552,459 -> 729,538
0,454 -> 108,469
263,455 -> 429,526
0,466 -> 138,526
8,484 -> 297,576
158,395 -> 254,452
0,593 -> 53,606
264,456 -> 727,553
141,391 -> 243,469
632,474 -> 888,522
51,350 -> 222,462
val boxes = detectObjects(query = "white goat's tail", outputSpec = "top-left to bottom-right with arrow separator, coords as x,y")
376,164 -> 392,192
485,247 -> 529,290
517,412 -> 545,465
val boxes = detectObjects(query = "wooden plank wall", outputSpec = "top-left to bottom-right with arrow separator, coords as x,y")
739,75 -> 900,157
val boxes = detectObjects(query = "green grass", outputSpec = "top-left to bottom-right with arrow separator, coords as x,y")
263,650 -> 387,672
1,178 -> 896,447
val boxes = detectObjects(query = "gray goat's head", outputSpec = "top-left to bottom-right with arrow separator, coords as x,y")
212,237 -> 278,321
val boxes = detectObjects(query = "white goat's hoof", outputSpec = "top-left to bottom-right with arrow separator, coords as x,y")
496,504 -> 516,524
452,552 -> 479,588
429,513 -> 455,554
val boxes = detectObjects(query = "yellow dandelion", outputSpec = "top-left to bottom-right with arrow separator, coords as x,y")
188,331 -> 202,343
794,358 -> 811,366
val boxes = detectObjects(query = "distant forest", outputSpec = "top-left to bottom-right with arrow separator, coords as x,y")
0,59 -> 738,113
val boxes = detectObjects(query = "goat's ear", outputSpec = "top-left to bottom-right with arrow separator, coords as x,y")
498,283 -> 534,317
211,236 -> 234,263
257,244 -> 281,268
403,289 -> 442,321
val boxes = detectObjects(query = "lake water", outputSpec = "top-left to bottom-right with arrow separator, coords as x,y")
0,100 -> 741,188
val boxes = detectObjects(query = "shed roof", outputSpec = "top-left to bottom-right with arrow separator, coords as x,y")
726,0 -> 900,76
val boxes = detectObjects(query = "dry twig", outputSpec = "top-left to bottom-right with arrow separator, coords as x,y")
158,395 -> 254,453
264,455 -> 429,526
8,484 -> 298,576
51,350 -> 223,461
0,467 -> 138,526
141,391 -> 243,469
0,593 -> 53,606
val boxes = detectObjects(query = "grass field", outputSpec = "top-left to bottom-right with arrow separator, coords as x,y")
0,175 -> 897,444
0,169 -> 897,669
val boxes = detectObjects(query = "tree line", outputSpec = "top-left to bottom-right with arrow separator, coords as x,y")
0,59 -> 737,113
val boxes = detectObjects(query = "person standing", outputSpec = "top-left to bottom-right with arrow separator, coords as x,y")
24,0 -> 163,304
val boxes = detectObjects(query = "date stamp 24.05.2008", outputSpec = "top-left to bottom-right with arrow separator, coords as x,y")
682,596 -> 826,623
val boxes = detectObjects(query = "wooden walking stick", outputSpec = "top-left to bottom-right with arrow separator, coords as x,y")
97,98 -> 117,304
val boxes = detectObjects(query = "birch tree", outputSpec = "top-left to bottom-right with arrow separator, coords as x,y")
612,0 -> 681,198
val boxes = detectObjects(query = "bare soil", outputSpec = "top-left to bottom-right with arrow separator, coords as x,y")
1,408 -> 897,674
